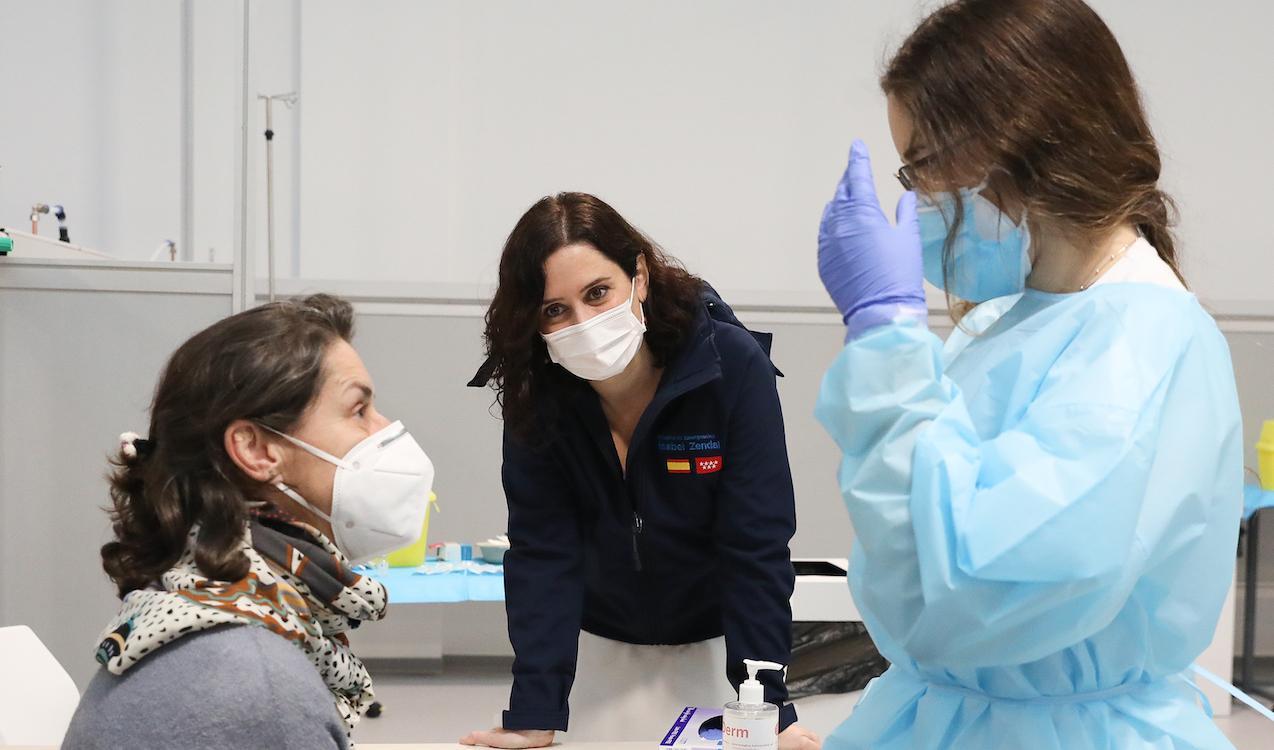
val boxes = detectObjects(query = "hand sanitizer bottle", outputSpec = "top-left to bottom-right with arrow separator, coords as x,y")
722,659 -> 784,750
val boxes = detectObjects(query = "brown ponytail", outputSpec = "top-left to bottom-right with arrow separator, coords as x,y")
1128,188 -> 1183,285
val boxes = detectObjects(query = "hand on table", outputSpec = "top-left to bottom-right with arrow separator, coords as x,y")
780,722 -> 822,750
460,728 -> 555,748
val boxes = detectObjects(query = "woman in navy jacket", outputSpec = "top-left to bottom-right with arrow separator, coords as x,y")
462,193 -> 818,749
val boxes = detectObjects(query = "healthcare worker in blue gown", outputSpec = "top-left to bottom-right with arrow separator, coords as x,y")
814,0 -> 1248,748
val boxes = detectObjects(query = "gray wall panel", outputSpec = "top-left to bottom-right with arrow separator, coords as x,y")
0,287 -> 231,688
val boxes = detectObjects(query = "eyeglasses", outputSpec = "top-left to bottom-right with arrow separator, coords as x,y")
894,151 -> 937,191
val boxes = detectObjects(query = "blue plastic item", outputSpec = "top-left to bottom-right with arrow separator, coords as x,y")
1245,483 -> 1274,521
359,567 -> 504,604
816,284 -> 1244,748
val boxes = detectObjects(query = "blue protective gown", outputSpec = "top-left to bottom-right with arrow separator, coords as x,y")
816,283 -> 1243,749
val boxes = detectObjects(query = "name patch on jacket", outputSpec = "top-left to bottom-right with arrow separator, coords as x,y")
657,433 -> 722,453
659,434 -> 725,476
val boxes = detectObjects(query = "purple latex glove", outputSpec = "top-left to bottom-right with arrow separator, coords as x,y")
818,140 -> 927,338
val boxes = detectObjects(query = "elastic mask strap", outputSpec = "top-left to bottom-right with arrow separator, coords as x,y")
625,277 -> 645,326
972,176 -> 1030,231
258,423 -> 351,469
258,422 -> 343,523
274,481 -> 332,524
622,279 -> 647,329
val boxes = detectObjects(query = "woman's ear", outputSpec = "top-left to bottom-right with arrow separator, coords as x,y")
635,254 -> 650,304
224,420 -> 285,483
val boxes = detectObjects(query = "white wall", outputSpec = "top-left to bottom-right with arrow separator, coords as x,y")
0,0 -> 297,267
1098,0 -> 1274,309
5,1 -> 1269,307
290,0 -> 1274,307
291,0 -> 918,296
187,0 -> 300,269
0,0 -> 182,259
189,0 -> 248,265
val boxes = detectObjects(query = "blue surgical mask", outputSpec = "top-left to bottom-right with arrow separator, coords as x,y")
916,181 -> 1032,303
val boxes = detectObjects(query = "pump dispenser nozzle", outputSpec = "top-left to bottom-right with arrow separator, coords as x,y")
738,659 -> 785,705
724,659 -> 786,749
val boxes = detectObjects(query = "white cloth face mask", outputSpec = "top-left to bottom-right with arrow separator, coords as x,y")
542,279 -> 647,381
264,420 -> 434,564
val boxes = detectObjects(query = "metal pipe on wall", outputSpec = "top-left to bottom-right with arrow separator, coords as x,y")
233,0 -> 251,312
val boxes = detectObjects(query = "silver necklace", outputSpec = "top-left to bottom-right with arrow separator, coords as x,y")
1078,236 -> 1141,292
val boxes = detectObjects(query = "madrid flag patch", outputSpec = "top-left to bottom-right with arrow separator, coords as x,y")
695,456 -> 724,474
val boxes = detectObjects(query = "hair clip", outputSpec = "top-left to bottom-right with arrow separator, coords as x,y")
119,432 -> 155,460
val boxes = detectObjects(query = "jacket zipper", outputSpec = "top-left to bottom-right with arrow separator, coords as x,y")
620,364 -> 719,575
631,511 -> 644,571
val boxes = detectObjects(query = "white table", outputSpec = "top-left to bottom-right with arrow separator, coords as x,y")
348,558 -> 859,665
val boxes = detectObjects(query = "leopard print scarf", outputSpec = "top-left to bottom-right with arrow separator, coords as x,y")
93,518 -> 388,732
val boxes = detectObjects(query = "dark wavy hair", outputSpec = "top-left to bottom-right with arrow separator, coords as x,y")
482,192 -> 703,438
101,293 -> 355,597
883,0 -> 1185,312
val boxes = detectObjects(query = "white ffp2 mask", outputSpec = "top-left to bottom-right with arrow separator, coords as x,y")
542,280 -> 647,381
264,421 -> 434,564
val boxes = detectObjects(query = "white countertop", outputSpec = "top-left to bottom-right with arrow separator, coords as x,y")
791,557 -> 858,622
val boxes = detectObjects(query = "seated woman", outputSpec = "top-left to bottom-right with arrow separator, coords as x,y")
63,293 -> 434,750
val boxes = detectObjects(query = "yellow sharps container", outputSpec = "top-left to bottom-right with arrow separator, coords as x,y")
1258,420 -> 1274,491
386,492 -> 439,567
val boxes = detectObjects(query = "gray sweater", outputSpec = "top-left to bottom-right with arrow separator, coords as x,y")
62,624 -> 351,749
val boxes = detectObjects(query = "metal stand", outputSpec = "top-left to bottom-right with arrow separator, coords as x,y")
1238,508 -> 1274,703
258,92 -> 297,303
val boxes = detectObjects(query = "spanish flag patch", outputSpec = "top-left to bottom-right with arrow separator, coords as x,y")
666,458 -> 692,474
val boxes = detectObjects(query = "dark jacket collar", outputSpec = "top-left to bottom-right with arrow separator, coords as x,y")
662,295 -> 723,390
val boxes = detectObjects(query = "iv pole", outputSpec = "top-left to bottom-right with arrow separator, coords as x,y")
258,92 -> 297,303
